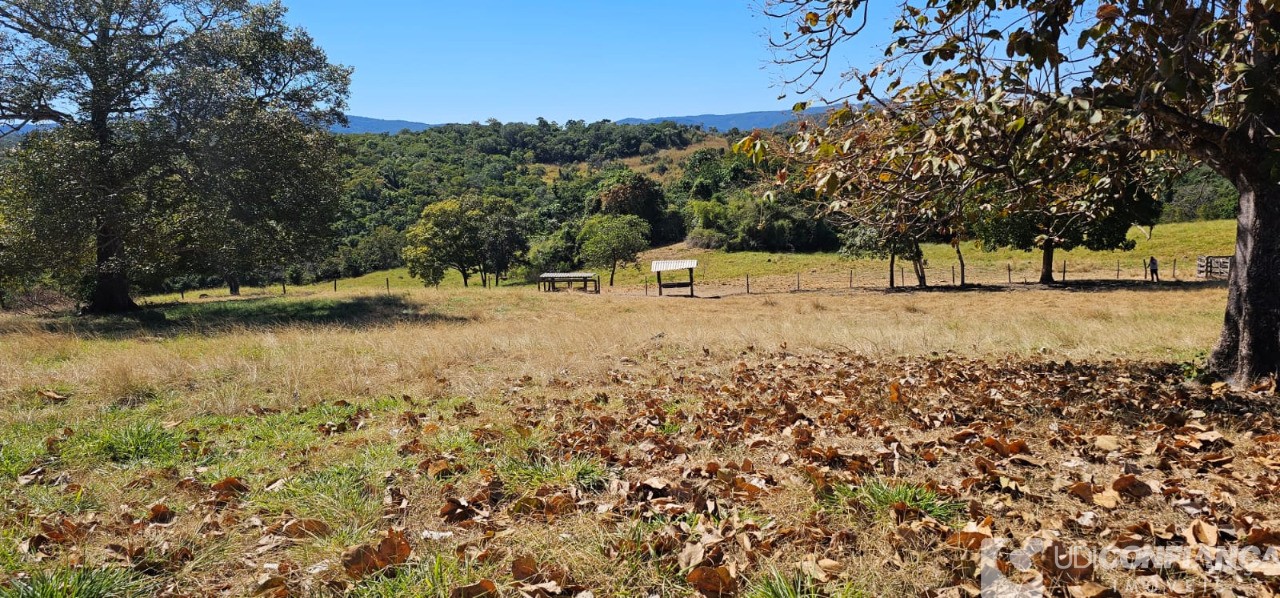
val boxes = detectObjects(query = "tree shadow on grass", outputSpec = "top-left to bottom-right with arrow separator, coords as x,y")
6,294 -> 468,338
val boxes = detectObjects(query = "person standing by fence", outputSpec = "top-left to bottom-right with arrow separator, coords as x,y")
1149,256 -> 1160,282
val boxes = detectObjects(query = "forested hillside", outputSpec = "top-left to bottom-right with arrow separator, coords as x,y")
278,119 -> 837,290
1,114 -> 1239,300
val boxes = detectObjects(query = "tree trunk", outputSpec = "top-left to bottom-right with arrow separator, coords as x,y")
82,84 -> 137,314
955,244 -> 967,287
609,261 -> 617,287
1209,182 -> 1280,385
912,257 -> 927,287
84,221 -> 138,314
461,271 -> 469,287
888,253 -> 896,289
1039,239 -> 1056,284
227,275 -> 241,296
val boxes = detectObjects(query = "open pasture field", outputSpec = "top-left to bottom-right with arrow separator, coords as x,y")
141,220 -> 1237,305
4,280 -> 1279,597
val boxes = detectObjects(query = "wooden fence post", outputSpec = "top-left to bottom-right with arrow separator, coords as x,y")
333,279 -> 338,292
746,274 -> 750,295
795,272 -> 800,292
386,278 -> 390,293
952,266 -> 956,285
1143,258 -> 1149,281
1062,260 -> 1067,281
1173,258 -> 1177,280
282,282 -> 286,295
1007,264 -> 1012,284
645,277 -> 649,296
849,269 -> 853,289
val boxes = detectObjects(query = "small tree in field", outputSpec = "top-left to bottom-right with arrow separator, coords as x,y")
402,194 -> 525,288
403,197 -> 485,287
577,215 -> 650,286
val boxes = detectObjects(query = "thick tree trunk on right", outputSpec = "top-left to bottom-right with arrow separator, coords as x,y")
1039,239 -> 1056,284
227,275 -> 241,296
1209,182 -> 1280,385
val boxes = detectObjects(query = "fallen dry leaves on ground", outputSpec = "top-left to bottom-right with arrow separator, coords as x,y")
4,349 -> 1280,597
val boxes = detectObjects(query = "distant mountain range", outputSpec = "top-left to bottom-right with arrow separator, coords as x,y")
333,115 -> 436,134
616,106 -> 834,131
5,108 -> 835,139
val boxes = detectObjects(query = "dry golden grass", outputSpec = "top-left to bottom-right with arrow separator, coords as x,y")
0,284 -> 1259,596
0,285 -> 1226,415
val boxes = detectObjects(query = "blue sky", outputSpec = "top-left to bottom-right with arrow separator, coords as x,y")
283,1 -> 896,124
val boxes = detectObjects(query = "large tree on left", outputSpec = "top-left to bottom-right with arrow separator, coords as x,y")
0,0 -> 349,313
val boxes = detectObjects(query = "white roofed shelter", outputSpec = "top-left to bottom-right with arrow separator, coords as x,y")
651,260 -> 698,297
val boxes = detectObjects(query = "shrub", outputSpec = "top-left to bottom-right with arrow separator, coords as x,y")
685,227 -> 728,249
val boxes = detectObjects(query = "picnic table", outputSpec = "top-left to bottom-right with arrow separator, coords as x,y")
538,272 -> 600,293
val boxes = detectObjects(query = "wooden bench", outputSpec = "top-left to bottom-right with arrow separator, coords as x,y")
538,272 -> 600,293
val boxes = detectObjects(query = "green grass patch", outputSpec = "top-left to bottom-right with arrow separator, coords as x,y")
0,440 -> 42,481
828,479 -> 963,523
349,555 -> 481,598
745,571 -> 823,598
0,567 -> 151,598
256,465 -> 380,543
495,455 -> 609,493
21,484 -> 103,515
744,570 -> 870,598
86,421 -> 181,465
